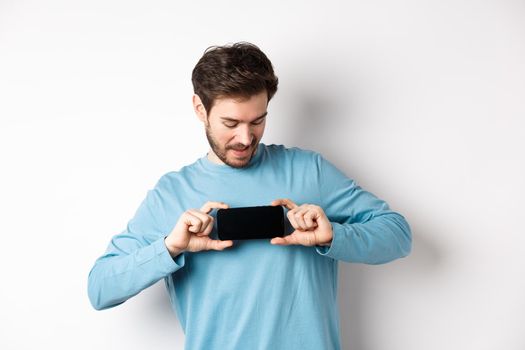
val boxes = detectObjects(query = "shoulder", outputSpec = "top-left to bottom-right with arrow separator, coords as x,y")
262,144 -> 349,181
151,162 -> 198,194
262,143 -> 323,164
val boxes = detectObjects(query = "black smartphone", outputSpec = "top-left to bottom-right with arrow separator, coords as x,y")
217,205 -> 285,240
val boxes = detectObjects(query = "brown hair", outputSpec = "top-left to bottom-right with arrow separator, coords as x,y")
191,42 -> 278,113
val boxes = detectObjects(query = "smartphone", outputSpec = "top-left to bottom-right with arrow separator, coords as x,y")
217,205 -> 285,240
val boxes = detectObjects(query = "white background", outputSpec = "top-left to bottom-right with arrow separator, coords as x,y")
1,0 -> 524,349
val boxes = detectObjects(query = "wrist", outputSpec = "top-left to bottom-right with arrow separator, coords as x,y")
318,223 -> 334,247
318,239 -> 332,247
164,236 -> 185,257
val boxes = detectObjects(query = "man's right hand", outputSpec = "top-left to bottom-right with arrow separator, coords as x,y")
164,201 -> 233,257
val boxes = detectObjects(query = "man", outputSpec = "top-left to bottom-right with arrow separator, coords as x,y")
88,42 -> 412,349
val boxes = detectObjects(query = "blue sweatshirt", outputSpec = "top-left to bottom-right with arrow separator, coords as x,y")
88,143 -> 411,350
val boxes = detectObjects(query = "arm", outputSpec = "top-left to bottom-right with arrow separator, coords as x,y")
315,154 -> 412,264
87,187 -> 184,311
87,182 -> 234,311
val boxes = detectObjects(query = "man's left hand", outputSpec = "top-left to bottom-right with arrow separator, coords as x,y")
270,198 -> 333,247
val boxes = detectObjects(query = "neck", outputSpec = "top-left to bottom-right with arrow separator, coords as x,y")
207,150 -> 224,165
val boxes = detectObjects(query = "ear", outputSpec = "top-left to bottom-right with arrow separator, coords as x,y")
192,94 -> 207,123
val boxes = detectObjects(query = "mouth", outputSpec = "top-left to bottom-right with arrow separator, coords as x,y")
230,146 -> 251,158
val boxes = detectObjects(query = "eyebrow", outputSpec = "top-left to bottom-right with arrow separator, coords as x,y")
220,112 -> 268,123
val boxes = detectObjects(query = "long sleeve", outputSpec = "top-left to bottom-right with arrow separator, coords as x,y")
314,154 -> 412,264
87,184 -> 185,310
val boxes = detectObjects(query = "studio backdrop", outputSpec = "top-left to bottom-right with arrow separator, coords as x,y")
0,1 -> 524,349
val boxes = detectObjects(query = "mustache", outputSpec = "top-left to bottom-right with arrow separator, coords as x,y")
227,140 -> 256,151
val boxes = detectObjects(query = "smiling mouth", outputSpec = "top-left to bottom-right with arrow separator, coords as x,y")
230,147 -> 250,157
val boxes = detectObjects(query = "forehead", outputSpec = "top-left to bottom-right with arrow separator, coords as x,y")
209,92 -> 268,121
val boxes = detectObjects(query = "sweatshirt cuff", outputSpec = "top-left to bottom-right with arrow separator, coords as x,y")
153,236 -> 186,274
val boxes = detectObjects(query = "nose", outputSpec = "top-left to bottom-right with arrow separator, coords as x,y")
236,124 -> 253,146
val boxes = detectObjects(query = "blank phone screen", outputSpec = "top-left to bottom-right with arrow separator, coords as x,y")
217,205 -> 285,240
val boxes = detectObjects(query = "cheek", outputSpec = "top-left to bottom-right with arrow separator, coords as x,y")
217,129 -> 236,144
211,124 -> 230,139
254,124 -> 265,137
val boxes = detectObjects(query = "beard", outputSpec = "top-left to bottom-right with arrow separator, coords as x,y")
205,123 -> 259,169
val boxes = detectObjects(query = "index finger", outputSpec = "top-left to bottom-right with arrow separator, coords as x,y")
200,201 -> 229,214
271,198 -> 298,210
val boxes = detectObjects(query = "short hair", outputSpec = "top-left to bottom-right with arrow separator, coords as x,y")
191,42 -> 279,113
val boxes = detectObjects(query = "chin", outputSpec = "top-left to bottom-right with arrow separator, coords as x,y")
224,146 -> 255,167
226,158 -> 251,169
226,152 -> 253,168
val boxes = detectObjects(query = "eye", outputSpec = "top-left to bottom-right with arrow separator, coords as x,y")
251,118 -> 265,125
224,122 -> 238,128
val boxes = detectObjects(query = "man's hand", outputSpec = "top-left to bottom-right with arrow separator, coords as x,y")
270,198 -> 333,247
164,201 -> 234,257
